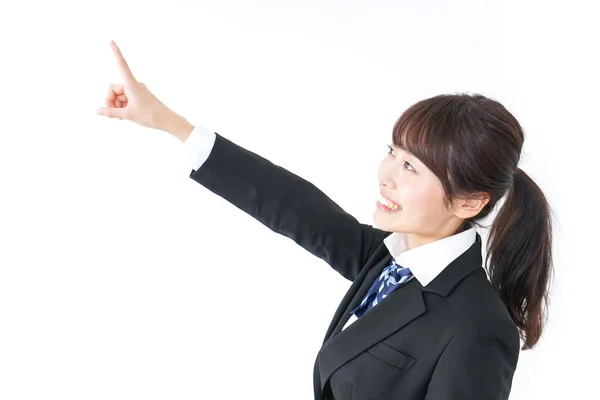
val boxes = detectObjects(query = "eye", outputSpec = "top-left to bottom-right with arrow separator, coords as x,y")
403,161 -> 416,172
386,144 -> 395,156
387,145 -> 416,172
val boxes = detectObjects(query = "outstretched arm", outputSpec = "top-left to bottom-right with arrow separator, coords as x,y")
189,132 -> 390,281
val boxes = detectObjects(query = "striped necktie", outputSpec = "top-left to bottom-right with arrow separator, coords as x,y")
350,259 -> 413,318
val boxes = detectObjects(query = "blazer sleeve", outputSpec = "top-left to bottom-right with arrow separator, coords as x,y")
424,320 -> 521,400
188,132 -> 391,282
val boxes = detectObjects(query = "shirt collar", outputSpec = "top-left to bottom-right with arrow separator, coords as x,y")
383,225 -> 477,287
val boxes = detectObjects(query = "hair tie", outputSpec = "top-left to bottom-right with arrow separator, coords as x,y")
512,167 -> 521,184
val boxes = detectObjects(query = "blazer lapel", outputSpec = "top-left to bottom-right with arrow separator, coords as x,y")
313,240 -> 393,400
319,238 -> 393,345
317,272 -> 426,391
316,231 -> 484,393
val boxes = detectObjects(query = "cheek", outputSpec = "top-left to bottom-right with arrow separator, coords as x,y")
402,188 -> 427,209
402,186 -> 445,217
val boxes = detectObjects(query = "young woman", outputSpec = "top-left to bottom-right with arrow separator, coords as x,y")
98,41 -> 554,400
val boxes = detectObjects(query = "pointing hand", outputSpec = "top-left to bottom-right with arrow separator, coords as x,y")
97,40 -> 183,133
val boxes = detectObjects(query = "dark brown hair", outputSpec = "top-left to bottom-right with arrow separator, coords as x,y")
392,92 -> 555,350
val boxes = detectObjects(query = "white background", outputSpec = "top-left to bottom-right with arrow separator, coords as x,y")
1,0 -> 598,399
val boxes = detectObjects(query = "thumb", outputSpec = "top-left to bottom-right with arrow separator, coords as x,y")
97,107 -> 128,120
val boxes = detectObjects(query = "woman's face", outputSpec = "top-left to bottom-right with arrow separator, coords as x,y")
374,143 -> 461,249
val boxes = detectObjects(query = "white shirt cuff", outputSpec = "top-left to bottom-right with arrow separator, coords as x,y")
183,124 -> 217,172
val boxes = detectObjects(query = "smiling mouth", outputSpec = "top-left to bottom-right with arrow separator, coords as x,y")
377,199 -> 401,212
378,194 -> 401,210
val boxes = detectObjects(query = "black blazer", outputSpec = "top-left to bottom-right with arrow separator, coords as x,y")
189,133 -> 521,400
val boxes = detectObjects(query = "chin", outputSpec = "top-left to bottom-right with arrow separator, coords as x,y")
373,209 -> 400,229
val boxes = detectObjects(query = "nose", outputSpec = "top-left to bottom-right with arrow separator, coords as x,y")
381,175 -> 397,191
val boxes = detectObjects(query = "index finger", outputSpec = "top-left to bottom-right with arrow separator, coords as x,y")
110,40 -> 137,83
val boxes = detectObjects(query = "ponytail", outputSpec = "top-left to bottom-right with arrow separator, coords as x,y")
487,168 -> 556,350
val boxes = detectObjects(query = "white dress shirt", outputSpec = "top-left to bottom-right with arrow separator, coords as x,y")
341,226 -> 476,330
182,125 -> 478,331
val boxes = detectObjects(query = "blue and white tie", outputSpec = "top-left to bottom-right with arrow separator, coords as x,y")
350,259 -> 413,318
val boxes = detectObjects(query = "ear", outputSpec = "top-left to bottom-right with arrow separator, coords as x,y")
452,192 -> 490,219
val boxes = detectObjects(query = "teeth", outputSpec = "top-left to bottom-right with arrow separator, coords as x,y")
379,195 -> 400,210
